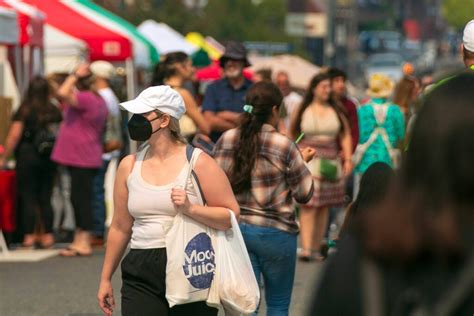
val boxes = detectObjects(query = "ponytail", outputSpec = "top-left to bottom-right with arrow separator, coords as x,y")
230,82 -> 283,194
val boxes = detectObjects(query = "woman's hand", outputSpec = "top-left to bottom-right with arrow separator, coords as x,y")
300,147 -> 317,163
97,280 -> 115,316
171,187 -> 192,213
343,159 -> 353,177
75,63 -> 91,78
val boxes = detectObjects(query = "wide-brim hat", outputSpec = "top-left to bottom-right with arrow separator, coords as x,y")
366,73 -> 395,98
219,41 -> 251,68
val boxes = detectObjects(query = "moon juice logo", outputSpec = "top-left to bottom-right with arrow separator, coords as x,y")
183,233 -> 215,289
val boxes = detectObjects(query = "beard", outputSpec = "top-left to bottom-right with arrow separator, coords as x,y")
224,68 -> 243,79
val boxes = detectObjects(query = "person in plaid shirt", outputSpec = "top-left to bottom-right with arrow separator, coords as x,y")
214,81 -> 314,315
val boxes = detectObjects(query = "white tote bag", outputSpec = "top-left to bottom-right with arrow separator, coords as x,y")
213,210 -> 260,315
165,146 -> 217,308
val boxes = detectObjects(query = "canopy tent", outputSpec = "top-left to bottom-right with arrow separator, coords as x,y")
0,0 -> 43,47
44,26 -> 87,73
185,32 -> 223,60
0,7 -> 17,44
0,0 -> 45,94
249,54 -> 321,90
23,0 -> 132,62
0,8 -> 20,113
63,0 -> 159,68
138,20 -> 197,56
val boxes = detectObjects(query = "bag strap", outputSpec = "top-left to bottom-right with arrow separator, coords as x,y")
185,144 -> 207,204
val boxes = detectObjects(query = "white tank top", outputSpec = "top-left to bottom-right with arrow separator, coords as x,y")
127,145 -> 202,249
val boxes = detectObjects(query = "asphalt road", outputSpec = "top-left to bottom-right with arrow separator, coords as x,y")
0,248 -> 323,316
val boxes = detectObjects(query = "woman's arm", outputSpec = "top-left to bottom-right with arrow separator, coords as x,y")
98,155 -> 134,315
179,89 -> 211,135
58,64 -> 90,107
0,121 -> 23,168
340,116 -> 353,176
171,153 -> 240,231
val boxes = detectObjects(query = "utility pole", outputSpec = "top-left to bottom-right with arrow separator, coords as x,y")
326,0 -> 336,67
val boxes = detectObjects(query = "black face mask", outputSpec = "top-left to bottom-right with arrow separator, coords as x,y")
127,114 -> 161,141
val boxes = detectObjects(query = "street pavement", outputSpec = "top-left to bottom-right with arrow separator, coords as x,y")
0,248 -> 323,316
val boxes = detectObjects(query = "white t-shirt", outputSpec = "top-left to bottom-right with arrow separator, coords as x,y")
283,91 -> 303,130
98,87 -> 121,160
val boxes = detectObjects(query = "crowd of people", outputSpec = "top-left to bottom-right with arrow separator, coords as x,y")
1,20 -> 474,316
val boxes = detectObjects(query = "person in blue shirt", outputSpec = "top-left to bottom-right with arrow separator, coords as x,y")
202,41 -> 253,143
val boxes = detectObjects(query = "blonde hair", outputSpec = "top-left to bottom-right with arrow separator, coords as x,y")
155,109 -> 187,144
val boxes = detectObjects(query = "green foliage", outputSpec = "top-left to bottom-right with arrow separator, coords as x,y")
96,0 -> 292,43
442,0 -> 474,30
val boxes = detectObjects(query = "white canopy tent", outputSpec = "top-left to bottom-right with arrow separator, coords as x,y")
44,26 -> 87,74
138,20 -> 197,56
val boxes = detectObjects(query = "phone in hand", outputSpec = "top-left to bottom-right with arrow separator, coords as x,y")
192,134 -> 215,155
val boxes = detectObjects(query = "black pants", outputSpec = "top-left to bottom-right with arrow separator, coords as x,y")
68,166 -> 97,231
121,248 -> 218,316
16,148 -> 57,234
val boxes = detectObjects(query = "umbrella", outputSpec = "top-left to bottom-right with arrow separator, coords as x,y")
249,54 -> 321,90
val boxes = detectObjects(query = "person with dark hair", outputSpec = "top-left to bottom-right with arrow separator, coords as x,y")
310,73 -> 474,316
327,67 -> 359,153
461,20 -> 474,70
0,76 -> 62,248
51,64 -> 109,256
289,73 -> 353,261
253,68 -> 272,83
151,52 -> 210,138
202,41 -> 253,142
339,162 -> 393,237
214,81 -> 314,315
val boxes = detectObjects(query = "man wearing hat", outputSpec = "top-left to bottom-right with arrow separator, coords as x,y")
202,41 -> 253,143
90,60 -> 122,246
462,20 -> 474,70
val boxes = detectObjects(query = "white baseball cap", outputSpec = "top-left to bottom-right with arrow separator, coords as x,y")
120,85 -> 186,120
463,20 -> 474,52
90,61 -> 115,79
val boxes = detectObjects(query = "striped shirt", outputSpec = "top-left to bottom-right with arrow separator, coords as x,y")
214,124 -> 314,233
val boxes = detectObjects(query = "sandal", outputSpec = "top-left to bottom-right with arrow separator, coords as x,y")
59,247 -> 92,257
40,234 -> 55,249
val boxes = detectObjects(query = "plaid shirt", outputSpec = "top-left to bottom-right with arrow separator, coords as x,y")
214,124 -> 314,234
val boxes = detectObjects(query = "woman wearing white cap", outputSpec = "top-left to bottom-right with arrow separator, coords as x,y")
97,85 -> 239,316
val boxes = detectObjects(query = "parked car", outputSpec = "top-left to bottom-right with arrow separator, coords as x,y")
364,52 -> 404,82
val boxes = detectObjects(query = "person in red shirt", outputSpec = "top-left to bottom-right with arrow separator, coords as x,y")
327,68 -> 359,153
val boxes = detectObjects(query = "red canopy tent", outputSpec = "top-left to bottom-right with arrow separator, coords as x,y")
0,0 -> 45,91
22,0 -> 132,62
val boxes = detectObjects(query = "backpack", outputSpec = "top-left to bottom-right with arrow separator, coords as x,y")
33,123 -> 58,158
103,111 -> 123,153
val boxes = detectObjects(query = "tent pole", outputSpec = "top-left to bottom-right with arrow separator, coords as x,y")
125,57 -> 137,153
14,45 -> 22,93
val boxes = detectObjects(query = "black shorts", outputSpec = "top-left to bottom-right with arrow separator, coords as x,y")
121,248 -> 218,316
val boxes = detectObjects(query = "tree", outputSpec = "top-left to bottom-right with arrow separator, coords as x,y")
442,0 -> 474,29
